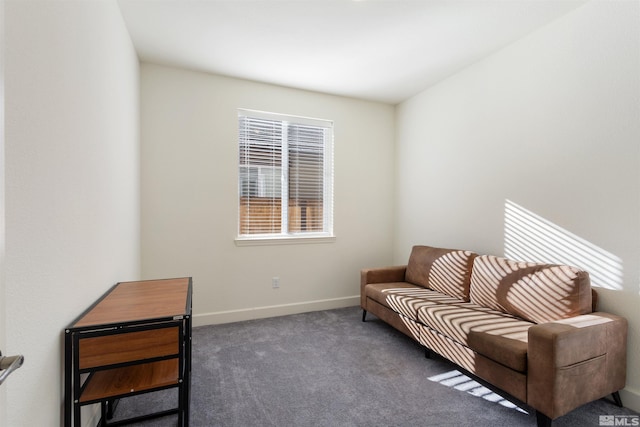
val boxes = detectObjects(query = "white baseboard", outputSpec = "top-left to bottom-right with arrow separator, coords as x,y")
193,295 -> 360,326
620,387 -> 640,412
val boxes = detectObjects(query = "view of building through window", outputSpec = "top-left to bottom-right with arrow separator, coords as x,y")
238,110 -> 333,239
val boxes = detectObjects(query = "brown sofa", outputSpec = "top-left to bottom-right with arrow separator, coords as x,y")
361,245 -> 628,427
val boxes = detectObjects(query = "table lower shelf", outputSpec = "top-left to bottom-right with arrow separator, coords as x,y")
80,359 -> 180,403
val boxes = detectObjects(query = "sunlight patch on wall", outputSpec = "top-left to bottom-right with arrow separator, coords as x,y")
428,370 -> 527,414
504,200 -> 623,290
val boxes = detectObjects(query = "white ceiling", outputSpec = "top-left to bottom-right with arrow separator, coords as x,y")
118,0 -> 587,104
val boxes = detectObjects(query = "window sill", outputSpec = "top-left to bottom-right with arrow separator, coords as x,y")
234,235 -> 336,246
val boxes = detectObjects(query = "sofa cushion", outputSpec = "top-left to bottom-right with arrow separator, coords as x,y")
405,245 -> 478,301
382,287 -> 468,321
417,304 -> 533,372
364,282 -> 418,311
469,255 -> 592,324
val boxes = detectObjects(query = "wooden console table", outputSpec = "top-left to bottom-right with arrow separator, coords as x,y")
64,277 -> 192,427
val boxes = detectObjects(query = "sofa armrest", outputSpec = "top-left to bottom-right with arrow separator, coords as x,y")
527,312 -> 627,420
360,265 -> 407,309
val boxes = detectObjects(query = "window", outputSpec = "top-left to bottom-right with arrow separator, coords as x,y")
237,109 -> 334,243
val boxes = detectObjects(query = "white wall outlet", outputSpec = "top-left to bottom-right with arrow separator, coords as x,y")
272,277 -> 280,288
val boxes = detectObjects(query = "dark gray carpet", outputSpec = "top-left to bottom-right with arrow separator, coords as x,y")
111,306 -> 639,426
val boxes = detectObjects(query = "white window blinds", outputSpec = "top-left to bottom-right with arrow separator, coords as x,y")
238,109 -> 333,240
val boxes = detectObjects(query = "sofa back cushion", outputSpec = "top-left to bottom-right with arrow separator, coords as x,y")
405,245 -> 477,301
469,255 -> 592,323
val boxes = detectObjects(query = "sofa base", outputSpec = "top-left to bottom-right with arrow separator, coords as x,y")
419,322 -> 528,402
613,391 -> 623,407
363,299 -> 528,400
363,305 -> 627,427
422,342 -> 553,427
537,412 -> 552,427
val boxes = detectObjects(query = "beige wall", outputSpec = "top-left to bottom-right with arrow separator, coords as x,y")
140,64 -> 395,325
3,1 -> 140,425
395,0 -> 640,411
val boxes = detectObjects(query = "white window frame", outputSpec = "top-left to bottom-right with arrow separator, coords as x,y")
235,109 -> 335,245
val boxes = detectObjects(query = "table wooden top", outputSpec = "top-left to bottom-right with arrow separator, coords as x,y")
71,278 -> 191,329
